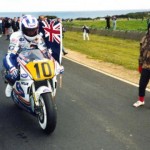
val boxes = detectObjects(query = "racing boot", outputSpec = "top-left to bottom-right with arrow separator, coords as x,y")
5,83 -> 13,97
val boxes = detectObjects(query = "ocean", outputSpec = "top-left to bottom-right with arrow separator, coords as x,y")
0,9 -> 149,19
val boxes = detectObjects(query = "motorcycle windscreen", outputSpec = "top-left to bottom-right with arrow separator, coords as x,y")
26,60 -> 55,81
19,49 -> 45,63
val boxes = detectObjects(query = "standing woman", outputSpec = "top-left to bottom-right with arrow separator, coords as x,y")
133,24 -> 150,107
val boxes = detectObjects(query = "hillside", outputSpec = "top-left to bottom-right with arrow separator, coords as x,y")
116,11 -> 150,19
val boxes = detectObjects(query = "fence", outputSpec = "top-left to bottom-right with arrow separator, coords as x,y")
64,26 -> 146,41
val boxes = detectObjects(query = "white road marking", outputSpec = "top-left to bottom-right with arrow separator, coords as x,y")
65,57 -> 150,92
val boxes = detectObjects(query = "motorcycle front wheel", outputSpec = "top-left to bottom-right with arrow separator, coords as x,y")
38,93 -> 57,134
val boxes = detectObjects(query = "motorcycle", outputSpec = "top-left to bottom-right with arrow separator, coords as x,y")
4,49 -> 59,134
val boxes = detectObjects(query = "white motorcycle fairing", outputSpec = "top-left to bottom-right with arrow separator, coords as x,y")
11,49 -> 56,115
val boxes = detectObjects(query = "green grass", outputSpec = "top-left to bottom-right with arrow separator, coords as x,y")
63,19 -> 147,31
63,31 -> 139,70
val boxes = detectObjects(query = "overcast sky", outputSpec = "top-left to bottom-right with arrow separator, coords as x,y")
1,0 -> 150,12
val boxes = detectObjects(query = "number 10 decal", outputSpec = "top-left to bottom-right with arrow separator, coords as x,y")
34,62 -> 52,78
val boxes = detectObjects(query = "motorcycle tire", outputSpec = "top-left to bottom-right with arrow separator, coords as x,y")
38,93 -> 57,134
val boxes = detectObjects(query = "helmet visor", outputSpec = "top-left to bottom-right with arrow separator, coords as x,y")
23,27 -> 38,37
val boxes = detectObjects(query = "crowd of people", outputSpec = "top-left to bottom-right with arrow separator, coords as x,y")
0,17 -> 20,39
81,15 -> 117,41
0,16 -> 68,55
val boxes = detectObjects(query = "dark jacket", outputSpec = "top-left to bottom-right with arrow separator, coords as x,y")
82,26 -> 90,33
4,18 -> 12,28
12,21 -> 19,32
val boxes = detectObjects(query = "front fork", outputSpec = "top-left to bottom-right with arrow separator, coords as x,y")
30,78 -> 57,112
50,76 -> 57,98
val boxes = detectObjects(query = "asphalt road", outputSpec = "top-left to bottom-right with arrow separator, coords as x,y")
0,36 -> 150,150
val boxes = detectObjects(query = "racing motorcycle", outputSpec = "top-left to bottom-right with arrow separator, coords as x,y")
4,49 -> 59,134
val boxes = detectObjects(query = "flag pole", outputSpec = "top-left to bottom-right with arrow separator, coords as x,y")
59,19 -> 63,88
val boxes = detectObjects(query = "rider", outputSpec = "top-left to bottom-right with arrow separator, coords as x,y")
3,15 -> 63,97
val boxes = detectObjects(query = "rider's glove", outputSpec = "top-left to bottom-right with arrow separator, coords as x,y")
55,64 -> 64,75
9,67 -> 18,79
60,65 -> 64,74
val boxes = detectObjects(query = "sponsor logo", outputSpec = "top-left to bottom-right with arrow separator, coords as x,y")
16,82 -> 25,97
21,82 -> 29,85
21,73 -> 28,78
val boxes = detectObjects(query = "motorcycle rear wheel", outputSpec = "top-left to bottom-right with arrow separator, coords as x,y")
38,93 -> 57,134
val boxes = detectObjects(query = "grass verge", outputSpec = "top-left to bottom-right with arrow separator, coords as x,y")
63,19 -> 147,31
63,31 -> 139,70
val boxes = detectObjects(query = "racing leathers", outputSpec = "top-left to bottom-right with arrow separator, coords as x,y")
3,30 -> 63,85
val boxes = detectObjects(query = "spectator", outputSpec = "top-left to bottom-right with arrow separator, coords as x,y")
62,27 -> 68,55
62,26 -> 66,38
38,15 -> 46,22
5,17 -> 13,40
16,17 -> 20,30
105,15 -> 111,29
82,25 -> 90,40
57,18 -> 68,55
0,17 -> 2,37
12,17 -> 19,32
133,24 -> 150,107
2,18 -> 5,35
147,18 -> 150,30
112,16 -> 117,30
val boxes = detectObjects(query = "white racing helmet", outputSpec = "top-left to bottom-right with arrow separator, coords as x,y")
21,15 -> 39,41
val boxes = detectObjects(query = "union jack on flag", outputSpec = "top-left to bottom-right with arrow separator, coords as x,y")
39,19 -> 62,64
43,20 -> 61,44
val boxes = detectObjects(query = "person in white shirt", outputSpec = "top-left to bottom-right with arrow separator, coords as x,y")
82,25 -> 90,40
0,17 -> 3,37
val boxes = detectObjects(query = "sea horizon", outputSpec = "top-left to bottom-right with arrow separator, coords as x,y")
0,9 -> 149,19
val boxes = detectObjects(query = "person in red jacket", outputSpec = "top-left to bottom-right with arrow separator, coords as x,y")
133,24 -> 150,107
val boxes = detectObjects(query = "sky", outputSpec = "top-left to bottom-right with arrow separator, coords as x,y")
1,0 -> 150,12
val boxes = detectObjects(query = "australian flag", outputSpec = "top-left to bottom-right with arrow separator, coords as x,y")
39,19 -> 62,64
